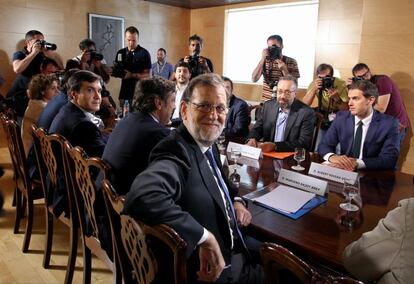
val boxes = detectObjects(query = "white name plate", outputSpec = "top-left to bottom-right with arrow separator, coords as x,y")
227,142 -> 262,160
308,162 -> 358,184
278,168 -> 327,196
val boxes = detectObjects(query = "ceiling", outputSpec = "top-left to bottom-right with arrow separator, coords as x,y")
144,0 -> 266,9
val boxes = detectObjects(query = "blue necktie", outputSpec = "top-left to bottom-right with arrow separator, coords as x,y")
205,148 -> 247,251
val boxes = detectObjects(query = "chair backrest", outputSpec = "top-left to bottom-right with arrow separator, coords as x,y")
311,112 -> 325,152
261,243 -> 363,284
101,179 -> 187,284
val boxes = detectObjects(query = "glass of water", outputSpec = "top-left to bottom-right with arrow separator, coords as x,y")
339,177 -> 360,212
291,147 -> 305,171
230,147 -> 242,171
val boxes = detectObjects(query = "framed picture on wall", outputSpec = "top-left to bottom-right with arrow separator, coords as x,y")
88,13 -> 125,67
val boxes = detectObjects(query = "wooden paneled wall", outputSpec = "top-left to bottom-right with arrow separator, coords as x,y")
0,0 -> 190,100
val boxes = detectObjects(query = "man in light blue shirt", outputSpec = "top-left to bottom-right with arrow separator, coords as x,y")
151,48 -> 173,80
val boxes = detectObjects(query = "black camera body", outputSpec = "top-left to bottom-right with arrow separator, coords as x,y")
111,62 -> 127,78
352,76 -> 364,83
188,54 -> 199,70
88,50 -> 104,61
268,45 -> 281,60
37,40 -> 57,50
320,76 -> 335,90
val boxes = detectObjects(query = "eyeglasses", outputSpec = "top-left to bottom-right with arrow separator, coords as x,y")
190,102 -> 228,115
276,89 -> 295,96
356,70 -> 370,79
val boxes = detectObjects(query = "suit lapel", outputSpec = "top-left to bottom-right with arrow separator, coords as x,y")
344,114 -> 355,155
363,111 -> 379,154
269,100 -> 279,141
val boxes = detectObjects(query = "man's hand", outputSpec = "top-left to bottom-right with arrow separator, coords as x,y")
246,138 -> 258,147
315,77 -> 323,90
258,142 -> 276,153
276,59 -> 288,74
327,88 -> 340,99
328,155 -> 357,171
197,232 -> 225,282
183,55 -> 191,63
261,48 -> 269,60
234,202 -> 251,227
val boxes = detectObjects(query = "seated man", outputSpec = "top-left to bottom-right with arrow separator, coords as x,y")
102,76 -> 176,194
222,76 -> 250,139
343,198 -> 414,283
49,70 -> 106,158
318,80 -> 399,171
246,75 -> 315,152
123,74 -> 263,283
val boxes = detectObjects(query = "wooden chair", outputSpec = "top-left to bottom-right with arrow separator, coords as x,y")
101,179 -> 188,284
63,143 -> 116,284
0,114 -> 43,252
31,125 -> 78,284
261,243 -> 363,284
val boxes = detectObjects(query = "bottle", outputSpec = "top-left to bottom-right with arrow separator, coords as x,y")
123,100 -> 129,118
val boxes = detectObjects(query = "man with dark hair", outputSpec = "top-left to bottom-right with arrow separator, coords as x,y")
151,47 -> 174,79
350,62 -> 409,146
180,34 -> 213,79
172,61 -> 191,120
40,58 -> 60,75
222,76 -> 250,139
319,80 -> 399,171
247,75 -> 314,152
252,35 -> 300,102
102,77 -> 176,194
113,26 -> 152,105
303,63 -> 348,150
123,73 -> 263,283
7,30 -> 63,120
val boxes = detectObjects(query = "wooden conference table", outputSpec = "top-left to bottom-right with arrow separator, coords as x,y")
232,152 -> 414,275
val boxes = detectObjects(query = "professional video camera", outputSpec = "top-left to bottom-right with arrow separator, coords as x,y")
88,50 -> 104,61
111,62 -> 127,78
268,45 -> 281,60
37,39 -> 57,50
319,76 -> 335,90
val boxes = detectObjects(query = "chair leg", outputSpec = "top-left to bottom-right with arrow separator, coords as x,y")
43,211 -> 54,268
13,189 -> 22,234
64,222 -> 78,284
12,187 -> 17,207
22,197 -> 34,253
82,241 -> 92,284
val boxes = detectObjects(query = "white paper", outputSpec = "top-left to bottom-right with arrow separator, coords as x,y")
253,185 -> 315,214
227,142 -> 262,160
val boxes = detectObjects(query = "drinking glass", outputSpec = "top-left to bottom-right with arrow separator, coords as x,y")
230,147 -> 242,171
115,107 -> 123,120
217,132 -> 226,152
339,178 -> 360,212
291,147 -> 305,171
229,168 -> 241,188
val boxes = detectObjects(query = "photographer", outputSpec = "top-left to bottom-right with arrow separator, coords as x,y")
303,63 -> 348,151
180,34 -> 213,79
7,30 -> 63,120
252,35 -> 300,102
112,26 -> 151,105
349,63 -> 409,146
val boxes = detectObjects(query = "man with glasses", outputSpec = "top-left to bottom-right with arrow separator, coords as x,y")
349,63 -> 409,146
246,75 -> 315,152
124,73 -> 263,283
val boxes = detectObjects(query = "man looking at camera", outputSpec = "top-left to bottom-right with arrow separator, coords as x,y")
252,35 -> 300,102
180,34 -> 213,79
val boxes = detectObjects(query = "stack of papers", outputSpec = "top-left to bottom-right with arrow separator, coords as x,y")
253,185 -> 315,214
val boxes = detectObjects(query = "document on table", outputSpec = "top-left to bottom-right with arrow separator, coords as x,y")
253,185 -> 316,214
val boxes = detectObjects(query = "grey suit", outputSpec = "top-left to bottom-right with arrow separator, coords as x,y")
248,98 -> 315,151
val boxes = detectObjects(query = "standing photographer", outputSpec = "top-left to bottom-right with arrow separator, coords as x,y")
7,30 -> 63,121
112,26 -> 151,106
252,35 -> 300,102
303,63 -> 348,151
180,34 -> 213,79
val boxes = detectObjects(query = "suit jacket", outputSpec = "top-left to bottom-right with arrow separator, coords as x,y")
123,124 -> 241,280
318,111 -> 399,170
343,198 -> 414,284
248,98 -> 315,151
49,101 -> 106,158
225,95 -> 250,138
102,111 -> 170,194
37,91 -> 68,130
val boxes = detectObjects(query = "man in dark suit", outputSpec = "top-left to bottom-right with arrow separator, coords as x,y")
123,74 -> 263,283
102,76 -> 175,194
318,80 -> 399,171
222,76 -> 250,139
246,75 -> 315,152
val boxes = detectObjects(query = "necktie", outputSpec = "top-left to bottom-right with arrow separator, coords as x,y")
351,121 -> 363,158
205,148 -> 247,252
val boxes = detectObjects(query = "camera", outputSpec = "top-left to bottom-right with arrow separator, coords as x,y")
88,50 -> 104,61
268,45 -> 281,60
37,40 -> 57,50
188,54 -> 199,74
352,77 -> 363,83
319,76 -> 335,90
111,62 -> 127,78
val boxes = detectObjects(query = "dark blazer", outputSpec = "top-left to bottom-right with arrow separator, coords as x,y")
37,91 -> 68,130
248,98 -> 315,151
49,101 -> 106,158
318,110 -> 399,170
102,112 -> 170,194
123,124 -> 241,280
225,95 -> 250,138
